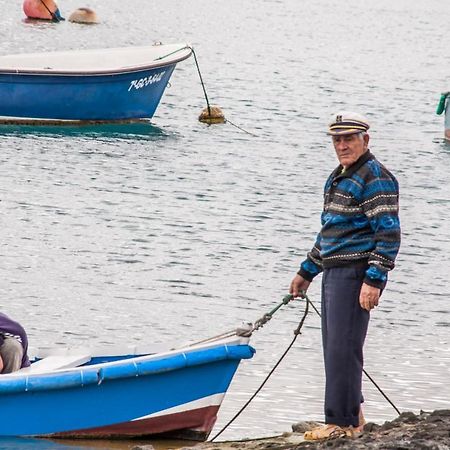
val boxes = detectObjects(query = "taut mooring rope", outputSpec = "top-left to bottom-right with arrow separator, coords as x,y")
209,291 -> 401,441
189,46 -> 212,119
189,46 -> 258,136
302,292 -> 402,416
210,294 -> 309,442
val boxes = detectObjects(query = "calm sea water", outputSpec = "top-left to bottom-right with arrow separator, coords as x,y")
0,0 -> 449,448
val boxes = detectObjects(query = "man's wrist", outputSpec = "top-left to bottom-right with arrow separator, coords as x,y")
297,268 -> 314,282
363,276 -> 384,290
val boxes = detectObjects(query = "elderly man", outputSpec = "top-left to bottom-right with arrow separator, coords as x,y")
0,313 -> 30,374
290,112 -> 401,440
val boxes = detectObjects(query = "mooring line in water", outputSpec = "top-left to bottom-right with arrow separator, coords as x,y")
210,294 -> 310,442
189,46 -> 212,119
189,46 -> 258,136
225,118 -> 258,137
209,291 -> 401,441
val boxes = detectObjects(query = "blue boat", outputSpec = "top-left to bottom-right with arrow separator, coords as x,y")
0,333 -> 254,440
0,43 -> 192,124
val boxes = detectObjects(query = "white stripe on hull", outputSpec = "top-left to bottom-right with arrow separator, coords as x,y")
132,393 -> 225,421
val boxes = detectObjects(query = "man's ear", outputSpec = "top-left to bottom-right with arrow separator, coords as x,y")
364,133 -> 370,147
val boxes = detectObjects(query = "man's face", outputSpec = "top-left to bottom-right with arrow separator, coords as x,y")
331,133 -> 369,169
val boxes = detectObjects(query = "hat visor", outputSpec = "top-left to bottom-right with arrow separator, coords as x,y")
327,128 -> 364,136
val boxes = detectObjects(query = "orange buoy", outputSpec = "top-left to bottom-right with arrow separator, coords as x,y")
68,7 -> 98,24
198,106 -> 225,124
23,0 -> 63,21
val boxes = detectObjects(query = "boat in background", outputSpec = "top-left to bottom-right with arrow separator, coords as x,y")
0,43 -> 192,125
0,331 -> 254,440
436,92 -> 450,140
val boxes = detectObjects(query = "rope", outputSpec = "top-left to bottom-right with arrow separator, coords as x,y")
210,294 -> 309,442
189,46 -> 212,118
187,295 -> 296,348
362,367 -> 401,415
225,118 -> 258,137
301,292 -> 402,416
153,45 -> 191,61
208,291 -> 400,441
188,46 -> 257,136
38,0 -> 60,22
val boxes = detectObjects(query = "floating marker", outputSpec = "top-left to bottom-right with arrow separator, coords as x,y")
68,7 -> 98,24
198,106 -> 225,124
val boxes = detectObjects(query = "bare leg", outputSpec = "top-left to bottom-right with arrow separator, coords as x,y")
355,406 -> 366,432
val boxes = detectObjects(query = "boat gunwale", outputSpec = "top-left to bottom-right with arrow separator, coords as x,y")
0,336 -> 254,393
0,46 -> 192,77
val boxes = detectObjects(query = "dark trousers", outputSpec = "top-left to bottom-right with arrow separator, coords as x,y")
321,266 -> 370,427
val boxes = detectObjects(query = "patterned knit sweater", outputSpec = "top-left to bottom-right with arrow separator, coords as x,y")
298,151 -> 401,289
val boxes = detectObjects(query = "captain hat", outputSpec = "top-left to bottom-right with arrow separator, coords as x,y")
328,111 -> 370,136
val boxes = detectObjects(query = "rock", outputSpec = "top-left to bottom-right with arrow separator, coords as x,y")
195,410 -> 450,450
291,421 -> 321,433
392,411 -> 420,424
362,422 -> 380,432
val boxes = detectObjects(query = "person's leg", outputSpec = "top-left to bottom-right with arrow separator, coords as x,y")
321,266 -> 369,428
0,336 -> 24,373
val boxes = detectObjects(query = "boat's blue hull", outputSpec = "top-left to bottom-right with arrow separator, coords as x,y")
0,65 -> 176,122
0,342 -> 255,439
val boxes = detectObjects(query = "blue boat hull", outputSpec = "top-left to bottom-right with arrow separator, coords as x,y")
0,342 -> 255,439
0,65 -> 176,122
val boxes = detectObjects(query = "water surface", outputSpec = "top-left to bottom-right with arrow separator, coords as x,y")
0,0 -> 449,447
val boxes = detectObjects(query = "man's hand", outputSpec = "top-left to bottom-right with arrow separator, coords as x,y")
289,274 -> 311,298
359,283 -> 381,311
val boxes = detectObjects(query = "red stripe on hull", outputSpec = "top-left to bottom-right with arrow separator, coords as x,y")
49,405 -> 220,441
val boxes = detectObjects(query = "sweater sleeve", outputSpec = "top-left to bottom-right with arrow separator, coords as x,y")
361,162 -> 401,289
298,232 -> 323,281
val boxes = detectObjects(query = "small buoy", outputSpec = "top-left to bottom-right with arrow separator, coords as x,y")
68,7 -> 98,24
198,106 -> 225,124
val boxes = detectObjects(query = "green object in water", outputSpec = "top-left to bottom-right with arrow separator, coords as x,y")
436,92 -> 450,115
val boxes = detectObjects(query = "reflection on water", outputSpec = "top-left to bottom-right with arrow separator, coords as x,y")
0,122 -> 169,141
0,437 -> 198,450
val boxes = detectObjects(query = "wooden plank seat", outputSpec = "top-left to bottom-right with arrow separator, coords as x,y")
18,354 -> 91,374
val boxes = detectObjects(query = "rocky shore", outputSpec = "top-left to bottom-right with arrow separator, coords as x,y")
181,410 -> 450,450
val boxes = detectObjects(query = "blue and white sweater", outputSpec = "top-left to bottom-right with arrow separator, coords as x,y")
298,151 -> 401,289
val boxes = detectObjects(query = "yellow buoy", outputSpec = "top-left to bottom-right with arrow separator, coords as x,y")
68,7 -> 98,24
198,106 -> 225,124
